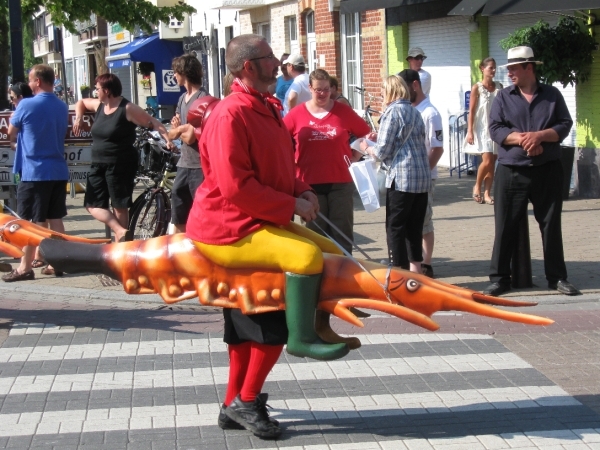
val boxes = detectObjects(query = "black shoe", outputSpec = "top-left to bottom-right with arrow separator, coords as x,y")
548,280 -> 580,296
482,282 -> 511,297
421,264 -> 434,278
218,404 -> 245,430
2,269 -> 34,282
219,401 -> 279,430
225,394 -> 281,439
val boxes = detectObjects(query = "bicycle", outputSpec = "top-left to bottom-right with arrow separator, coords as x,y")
145,96 -> 170,121
128,129 -> 179,240
66,86 -> 76,105
355,86 -> 382,132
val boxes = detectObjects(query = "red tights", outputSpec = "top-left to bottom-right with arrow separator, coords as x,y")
224,341 -> 283,405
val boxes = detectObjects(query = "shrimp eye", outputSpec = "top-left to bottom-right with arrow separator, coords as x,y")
406,279 -> 420,292
8,224 -> 20,233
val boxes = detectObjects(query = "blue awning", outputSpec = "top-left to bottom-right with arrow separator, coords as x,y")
106,34 -> 180,64
106,34 -> 183,106
107,59 -> 132,69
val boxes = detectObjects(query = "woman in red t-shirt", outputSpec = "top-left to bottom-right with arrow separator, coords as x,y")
283,69 -> 370,253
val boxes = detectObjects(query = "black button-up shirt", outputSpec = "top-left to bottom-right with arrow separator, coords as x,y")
489,83 -> 573,166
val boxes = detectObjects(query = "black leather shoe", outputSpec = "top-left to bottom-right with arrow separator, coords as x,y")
225,394 -> 281,439
218,404 -> 244,430
421,264 -> 434,278
482,282 -> 511,297
548,280 -> 580,296
219,401 -> 279,430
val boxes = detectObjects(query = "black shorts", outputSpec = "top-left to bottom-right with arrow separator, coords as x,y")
223,309 -> 288,345
170,167 -> 204,225
17,180 -> 67,222
84,162 -> 137,210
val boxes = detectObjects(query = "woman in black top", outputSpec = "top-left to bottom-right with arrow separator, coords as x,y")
73,73 -> 171,242
9,82 -> 34,108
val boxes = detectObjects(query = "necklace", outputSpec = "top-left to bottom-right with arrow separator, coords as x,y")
481,80 -> 496,92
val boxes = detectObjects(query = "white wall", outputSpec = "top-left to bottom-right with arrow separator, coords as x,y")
409,15 -> 473,168
190,4 -> 241,97
62,28 -> 86,60
488,13 -> 577,147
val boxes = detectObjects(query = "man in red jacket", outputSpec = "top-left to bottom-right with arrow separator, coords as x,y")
185,34 -> 348,439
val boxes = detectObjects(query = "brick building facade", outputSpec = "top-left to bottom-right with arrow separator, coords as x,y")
237,0 -> 386,113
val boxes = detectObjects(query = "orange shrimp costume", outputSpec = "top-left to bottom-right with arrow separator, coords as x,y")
0,213 -> 554,332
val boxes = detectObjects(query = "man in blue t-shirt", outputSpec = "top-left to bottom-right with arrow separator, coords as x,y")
274,53 -> 293,103
4,64 -> 69,282
53,73 -> 64,97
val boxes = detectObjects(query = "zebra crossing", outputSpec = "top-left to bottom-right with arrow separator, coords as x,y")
0,322 -> 598,449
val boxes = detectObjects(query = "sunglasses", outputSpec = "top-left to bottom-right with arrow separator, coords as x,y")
411,55 -> 426,61
248,53 -> 276,62
312,88 -> 330,94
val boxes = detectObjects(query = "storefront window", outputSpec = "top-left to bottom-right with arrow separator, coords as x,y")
340,13 -> 362,109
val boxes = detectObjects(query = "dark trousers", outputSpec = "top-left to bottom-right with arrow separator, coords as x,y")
385,184 -> 428,268
490,160 -> 567,285
306,182 -> 355,254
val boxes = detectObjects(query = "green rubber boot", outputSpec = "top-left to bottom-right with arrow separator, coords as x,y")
284,273 -> 349,361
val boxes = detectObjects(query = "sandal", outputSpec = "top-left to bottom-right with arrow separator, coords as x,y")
484,198 -> 495,205
31,259 -> 47,269
41,266 -> 64,277
2,269 -> 35,282
472,194 -> 483,204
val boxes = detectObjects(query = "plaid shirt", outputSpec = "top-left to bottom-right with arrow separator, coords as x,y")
373,99 -> 431,193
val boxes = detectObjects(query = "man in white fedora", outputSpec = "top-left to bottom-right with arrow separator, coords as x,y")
483,46 -> 579,297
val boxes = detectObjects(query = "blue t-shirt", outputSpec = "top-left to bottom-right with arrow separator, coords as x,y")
275,76 -> 294,101
10,92 -> 69,181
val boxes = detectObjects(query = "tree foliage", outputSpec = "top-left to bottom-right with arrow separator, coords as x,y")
499,17 -> 597,88
0,0 -> 9,110
23,18 -> 42,70
21,0 -> 196,33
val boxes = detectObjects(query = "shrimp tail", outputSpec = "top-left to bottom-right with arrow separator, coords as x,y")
39,239 -> 119,280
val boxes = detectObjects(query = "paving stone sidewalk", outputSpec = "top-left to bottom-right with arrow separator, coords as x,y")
0,296 -> 599,450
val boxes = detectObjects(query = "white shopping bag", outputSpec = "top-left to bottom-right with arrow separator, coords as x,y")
345,155 -> 381,213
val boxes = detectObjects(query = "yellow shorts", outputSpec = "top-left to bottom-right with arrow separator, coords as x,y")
194,221 -> 342,275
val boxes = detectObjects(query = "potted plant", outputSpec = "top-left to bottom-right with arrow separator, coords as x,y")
500,17 -> 597,199
80,84 -> 90,98
137,62 -> 155,77
140,78 -> 152,90
500,17 -> 596,87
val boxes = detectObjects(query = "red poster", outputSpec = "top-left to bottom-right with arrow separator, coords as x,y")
0,111 -> 94,147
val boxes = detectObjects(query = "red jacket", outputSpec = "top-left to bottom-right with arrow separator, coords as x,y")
186,91 -> 311,244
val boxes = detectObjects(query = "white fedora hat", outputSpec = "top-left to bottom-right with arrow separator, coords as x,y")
500,46 -> 543,67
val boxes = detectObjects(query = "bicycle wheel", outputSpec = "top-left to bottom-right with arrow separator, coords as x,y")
129,190 -> 169,240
